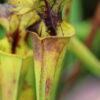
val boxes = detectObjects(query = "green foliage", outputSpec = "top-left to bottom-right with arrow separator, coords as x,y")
92,30 -> 100,59
0,0 -> 7,3
0,25 -> 6,39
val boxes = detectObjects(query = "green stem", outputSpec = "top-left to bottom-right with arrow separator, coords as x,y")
70,37 -> 100,76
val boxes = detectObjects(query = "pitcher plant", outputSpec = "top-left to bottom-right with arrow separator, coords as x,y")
0,51 -> 34,100
0,3 -> 37,100
28,21 -> 75,100
0,0 -> 74,100
26,0 -> 75,100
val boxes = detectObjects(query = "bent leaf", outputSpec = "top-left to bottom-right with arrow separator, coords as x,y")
9,14 -> 20,34
19,11 -> 40,30
8,0 -> 38,14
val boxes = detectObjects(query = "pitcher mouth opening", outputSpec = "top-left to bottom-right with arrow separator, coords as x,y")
0,50 -> 33,59
27,22 -> 75,41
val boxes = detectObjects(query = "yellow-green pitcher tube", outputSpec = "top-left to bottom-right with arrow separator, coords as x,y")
0,51 -> 34,100
30,23 -> 75,100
